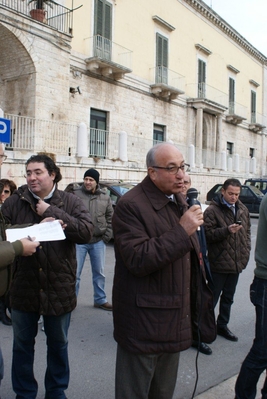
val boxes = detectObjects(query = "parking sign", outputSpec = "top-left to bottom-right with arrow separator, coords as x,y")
0,118 -> 11,144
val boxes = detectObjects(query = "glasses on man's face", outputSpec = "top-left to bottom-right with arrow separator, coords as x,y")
152,163 -> 190,175
3,190 -> 10,194
0,155 -> 7,161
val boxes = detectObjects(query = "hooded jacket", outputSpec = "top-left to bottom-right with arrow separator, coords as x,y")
204,195 -> 251,274
73,184 -> 113,244
1,184 -> 93,315
112,175 -> 216,354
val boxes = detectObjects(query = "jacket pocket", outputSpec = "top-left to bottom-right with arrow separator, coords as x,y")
135,293 -> 183,342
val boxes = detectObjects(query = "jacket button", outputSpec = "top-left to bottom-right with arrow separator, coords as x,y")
39,268 -> 42,272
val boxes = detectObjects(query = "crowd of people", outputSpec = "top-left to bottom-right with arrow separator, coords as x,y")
0,141 -> 265,399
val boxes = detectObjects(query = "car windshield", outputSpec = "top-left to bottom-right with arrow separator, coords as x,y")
110,184 -> 135,195
248,185 -> 264,197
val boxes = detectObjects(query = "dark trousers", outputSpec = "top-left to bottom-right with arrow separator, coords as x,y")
212,272 -> 239,327
115,344 -> 180,399
235,277 -> 267,399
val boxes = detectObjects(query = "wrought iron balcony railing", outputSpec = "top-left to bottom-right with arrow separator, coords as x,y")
0,0 -> 73,35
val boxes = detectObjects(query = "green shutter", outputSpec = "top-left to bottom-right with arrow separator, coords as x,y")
95,0 -> 112,39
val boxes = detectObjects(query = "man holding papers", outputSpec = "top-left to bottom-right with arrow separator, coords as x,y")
1,154 -> 93,399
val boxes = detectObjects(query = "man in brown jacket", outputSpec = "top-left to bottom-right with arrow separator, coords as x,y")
1,154 -> 93,399
112,143 -> 215,399
204,178 -> 251,342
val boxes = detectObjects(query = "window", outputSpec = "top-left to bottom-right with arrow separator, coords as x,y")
156,33 -> 168,84
198,59 -> 206,98
94,0 -> 112,60
227,141 -> 233,155
229,78 -> 235,114
251,90 -> 256,123
90,109 -> 108,158
249,148 -> 255,158
153,124 -> 165,145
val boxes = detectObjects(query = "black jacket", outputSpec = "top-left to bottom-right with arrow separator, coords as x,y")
1,185 -> 93,315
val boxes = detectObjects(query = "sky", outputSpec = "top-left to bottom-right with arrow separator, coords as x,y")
202,0 -> 267,56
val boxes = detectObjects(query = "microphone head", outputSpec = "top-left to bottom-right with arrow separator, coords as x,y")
187,187 -> 199,200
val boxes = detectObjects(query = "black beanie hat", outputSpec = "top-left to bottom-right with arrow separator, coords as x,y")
83,168 -> 100,184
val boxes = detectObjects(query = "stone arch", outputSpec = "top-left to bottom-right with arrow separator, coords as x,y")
0,24 -> 36,116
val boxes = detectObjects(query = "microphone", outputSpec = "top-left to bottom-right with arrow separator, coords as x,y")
187,188 -> 201,231
187,188 -> 199,207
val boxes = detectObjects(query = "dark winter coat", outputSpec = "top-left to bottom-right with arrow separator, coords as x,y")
1,185 -> 93,315
73,184 -> 113,244
204,195 -> 251,274
112,175 -> 216,354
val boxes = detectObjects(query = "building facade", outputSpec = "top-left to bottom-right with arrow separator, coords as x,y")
0,0 -> 266,201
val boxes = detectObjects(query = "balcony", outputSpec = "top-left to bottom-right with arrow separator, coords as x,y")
0,0 -> 73,35
150,67 -> 185,100
85,35 -> 132,80
186,83 -> 228,115
249,112 -> 266,133
225,101 -> 247,125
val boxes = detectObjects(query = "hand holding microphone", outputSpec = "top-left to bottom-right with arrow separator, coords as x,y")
180,188 -> 203,235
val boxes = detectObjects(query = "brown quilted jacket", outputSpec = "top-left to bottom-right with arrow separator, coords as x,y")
112,176 -> 216,354
204,195 -> 251,274
1,185 -> 93,315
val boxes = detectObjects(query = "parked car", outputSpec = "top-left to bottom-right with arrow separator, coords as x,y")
206,184 -> 264,214
64,180 -> 138,207
244,178 -> 267,195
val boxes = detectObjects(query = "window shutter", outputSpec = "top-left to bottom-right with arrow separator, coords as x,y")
95,0 -> 112,39
229,78 -> 235,103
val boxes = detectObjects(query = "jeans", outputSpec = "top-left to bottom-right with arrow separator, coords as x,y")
235,276 -> 267,399
76,241 -> 107,304
212,272 -> 239,327
0,345 -> 3,384
12,309 -> 71,399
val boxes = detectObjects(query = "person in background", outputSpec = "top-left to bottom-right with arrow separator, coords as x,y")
0,179 -> 17,205
0,178 -> 17,325
1,154 -> 93,399
204,178 -> 251,342
235,193 -> 267,399
182,173 -> 213,356
74,168 -> 113,310
112,142 -> 215,399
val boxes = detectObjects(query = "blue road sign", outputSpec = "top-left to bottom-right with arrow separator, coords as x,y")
0,118 -> 11,144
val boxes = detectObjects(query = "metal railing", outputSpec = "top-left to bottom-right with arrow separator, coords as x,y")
228,101 -> 247,119
197,83 -> 228,107
89,128 -> 109,158
84,35 -> 132,70
4,114 -> 77,156
250,112 -> 266,126
3,114 -> 266,175
0,0 -> 73,35
150,66 -> 185,92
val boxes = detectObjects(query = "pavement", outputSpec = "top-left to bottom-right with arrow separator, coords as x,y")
195,372 -> 265,399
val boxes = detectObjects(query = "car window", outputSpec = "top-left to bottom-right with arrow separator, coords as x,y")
241,187 -> 253,198
249,185 -> 264,197
110,184 -> 135,196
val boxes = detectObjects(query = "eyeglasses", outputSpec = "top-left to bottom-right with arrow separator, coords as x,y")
0,155 -> 7,161
152,163 -> 190,175
3,190 -> 10,194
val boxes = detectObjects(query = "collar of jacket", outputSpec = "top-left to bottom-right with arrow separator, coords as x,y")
17,184 -> 63,206
214,194 -> 240,211
81,184 -> 103,196
141,175 -> 188,211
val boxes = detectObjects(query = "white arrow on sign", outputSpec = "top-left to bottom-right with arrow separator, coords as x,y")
0,121 -> 7,134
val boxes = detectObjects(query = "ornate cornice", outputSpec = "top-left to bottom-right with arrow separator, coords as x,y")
182,0 -> 267,64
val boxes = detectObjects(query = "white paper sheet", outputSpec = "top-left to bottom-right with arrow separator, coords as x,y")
6,220 -> 66,242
